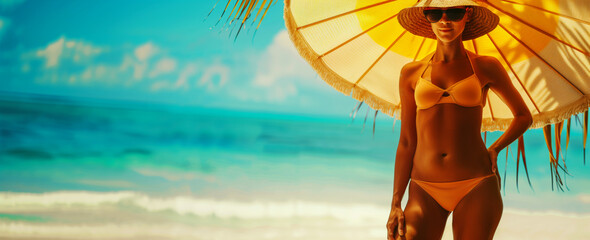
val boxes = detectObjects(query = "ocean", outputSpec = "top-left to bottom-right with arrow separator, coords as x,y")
1,95 -> 589,239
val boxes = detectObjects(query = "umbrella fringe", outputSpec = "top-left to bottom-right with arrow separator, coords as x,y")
352,88 -> 399,117
482,95 -> 590,132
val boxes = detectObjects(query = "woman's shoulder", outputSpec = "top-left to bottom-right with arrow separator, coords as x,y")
401,55 -> 431,77
400,60 -> 427,89
468,51 -> 502,72
468,51 -> 506,86
401,61 -> 424,74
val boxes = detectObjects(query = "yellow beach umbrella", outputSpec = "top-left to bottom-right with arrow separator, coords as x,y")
284,0 -> 590,190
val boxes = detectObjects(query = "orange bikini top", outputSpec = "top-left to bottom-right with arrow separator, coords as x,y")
414,53 -> 484,110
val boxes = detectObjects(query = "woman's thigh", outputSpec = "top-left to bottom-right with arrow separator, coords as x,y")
397,181 -> 450,240
452,175 -> 503,240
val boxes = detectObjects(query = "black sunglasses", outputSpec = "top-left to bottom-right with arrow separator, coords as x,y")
423,8 -> 469,23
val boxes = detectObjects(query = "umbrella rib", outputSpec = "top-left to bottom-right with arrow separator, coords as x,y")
498,23 -> 586,96
297,0 -> 399,30
486,33 -> 541,114
471,39 -> 478,54
499,0 -> 590,26
413,37 -> 427,61
487,1 -> 589,57
354,31 -> 408,85
319,13 -> 399,58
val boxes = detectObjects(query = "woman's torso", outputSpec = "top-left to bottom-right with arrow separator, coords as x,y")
410,51 -> 494,182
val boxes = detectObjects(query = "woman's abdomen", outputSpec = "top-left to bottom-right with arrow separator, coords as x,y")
411,105 -> 493,181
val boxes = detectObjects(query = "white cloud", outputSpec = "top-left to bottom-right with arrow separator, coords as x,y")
267,83 -> 297,101
132,61 -> 147,80
35,36 -> 103,68
36,37 -> 64,68
150,81 -> 169,91
149,57 -> 177,78
128,42 -> 160,80
150,63 -> 199,91
175,63 -> 198,88
134,42 -> 158,62
76,64 -> 117,84
252,30 -> 320,102
197,63 -> 229,92
23,37 -> 234,93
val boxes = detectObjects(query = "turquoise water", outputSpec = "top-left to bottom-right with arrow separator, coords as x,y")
1,95 -> 590,239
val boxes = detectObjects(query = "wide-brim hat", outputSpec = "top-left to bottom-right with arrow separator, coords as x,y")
398,0 -> 499,40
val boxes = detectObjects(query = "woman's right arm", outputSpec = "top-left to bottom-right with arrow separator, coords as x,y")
387,63 -> 418,240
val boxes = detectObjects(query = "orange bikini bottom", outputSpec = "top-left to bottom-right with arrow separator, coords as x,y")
411,174 -> 497,212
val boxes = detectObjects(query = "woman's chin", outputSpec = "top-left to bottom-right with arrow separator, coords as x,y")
435,34 -> 461,43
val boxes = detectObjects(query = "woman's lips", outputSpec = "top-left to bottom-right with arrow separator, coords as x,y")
439,28 -> 452,32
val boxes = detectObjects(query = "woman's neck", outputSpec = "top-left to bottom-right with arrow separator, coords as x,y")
434,37 -> 466,63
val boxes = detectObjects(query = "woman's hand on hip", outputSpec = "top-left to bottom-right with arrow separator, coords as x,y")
487,147 -> 499,174
488,147 -> 501,190
387,206 -> 405,240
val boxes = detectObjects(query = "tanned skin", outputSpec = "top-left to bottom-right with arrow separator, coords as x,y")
386,7 -> 532,240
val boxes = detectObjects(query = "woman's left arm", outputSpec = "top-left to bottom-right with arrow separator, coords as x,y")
484,56 -> 533,172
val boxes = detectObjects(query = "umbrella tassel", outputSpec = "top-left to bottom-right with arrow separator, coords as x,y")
543,125 -> 563,191
516,137 -> 522,193
229,0 -> 248,25
233,0 -> 259,40
542,125 -> 555,165
563,118 -> 571,165
519,135 -> 534,191
503,145 -> 509,195
373,110 -> 379,137
585,111 -> 588,165
350,101 -> 363,123
549,161 -> 554,191
224,0 -> 245,25
255,0 -> 274,30
206,0 -> 223,21
250,0 -> 267,25
214,0 -> 236,26
362,107 -> 370,133
566,117 -> 571,155
574,114 -> 583,128
241,0 -> 259,25
555,121 -> 567,170
555,166 -> 565,192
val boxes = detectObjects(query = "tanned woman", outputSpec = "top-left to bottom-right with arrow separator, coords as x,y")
386,1 -> 533,239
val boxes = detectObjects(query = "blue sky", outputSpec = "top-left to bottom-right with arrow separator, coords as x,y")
0,0 -> 359,117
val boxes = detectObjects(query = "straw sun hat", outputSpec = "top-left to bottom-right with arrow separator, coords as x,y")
398,0 -> 500,40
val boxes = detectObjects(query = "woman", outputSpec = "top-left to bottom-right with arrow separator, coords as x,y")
386,1 -> 533,239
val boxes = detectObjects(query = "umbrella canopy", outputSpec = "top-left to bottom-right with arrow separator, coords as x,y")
284,0 -> 590,190
285,0 -> 590,131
